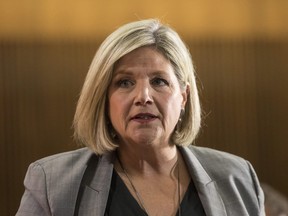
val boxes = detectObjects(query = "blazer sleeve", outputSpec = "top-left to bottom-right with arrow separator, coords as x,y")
247,160 -> 265,216
16,162 -> 52,216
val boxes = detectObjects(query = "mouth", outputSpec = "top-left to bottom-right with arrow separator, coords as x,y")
130,113 -> 158,121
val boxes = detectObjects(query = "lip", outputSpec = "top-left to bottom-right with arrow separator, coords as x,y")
130,112 -> 159,123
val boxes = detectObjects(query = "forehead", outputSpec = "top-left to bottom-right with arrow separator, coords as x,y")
113,46 -> 173,74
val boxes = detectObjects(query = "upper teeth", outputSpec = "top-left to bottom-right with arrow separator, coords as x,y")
137,115 -> 152,119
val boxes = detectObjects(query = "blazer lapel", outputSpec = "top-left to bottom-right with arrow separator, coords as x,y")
75,147 -> 227,216
74,152 -> 115,216
180,147 -> 227,216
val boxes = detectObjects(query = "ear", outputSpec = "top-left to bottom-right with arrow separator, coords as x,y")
181,83 -> 190,109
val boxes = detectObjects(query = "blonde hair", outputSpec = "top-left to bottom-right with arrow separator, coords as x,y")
73,19 -> 201,155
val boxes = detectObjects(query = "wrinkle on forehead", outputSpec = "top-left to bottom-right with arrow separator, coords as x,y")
113,47 -> 174,77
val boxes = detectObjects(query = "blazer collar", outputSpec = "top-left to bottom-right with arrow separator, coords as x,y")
75,147 -> 227,216
180,146 -> 227,216
74,151 -> 115,216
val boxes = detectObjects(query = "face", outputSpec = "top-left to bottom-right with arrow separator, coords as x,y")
108,46 -> 188,147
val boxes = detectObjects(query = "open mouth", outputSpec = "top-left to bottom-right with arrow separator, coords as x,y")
131,113 -> 158,120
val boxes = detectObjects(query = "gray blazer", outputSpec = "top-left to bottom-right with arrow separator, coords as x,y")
16,146 -> 265,216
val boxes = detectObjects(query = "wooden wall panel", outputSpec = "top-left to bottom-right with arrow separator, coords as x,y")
255,41 -> 288,195
0,41 -> 8,216
1,1 -> 288,39
0,40 -> 97,215
191,40 -> 259,168
1,39 -> 288,215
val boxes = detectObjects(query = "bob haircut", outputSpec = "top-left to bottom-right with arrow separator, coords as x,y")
73,19 -> 201,155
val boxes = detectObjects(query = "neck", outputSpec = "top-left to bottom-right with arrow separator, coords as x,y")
116,144 -> 178,176
116,145 -> 182,216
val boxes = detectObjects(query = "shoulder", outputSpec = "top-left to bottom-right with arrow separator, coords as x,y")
32,147 -> 95,169
187,146 -> 246,164
188,146 -> 246,164
182,145 -> 259,184
27,147 -> 97,188
182,146 -> 265,214
26,147 -> 97,186
20,148 -> 99,215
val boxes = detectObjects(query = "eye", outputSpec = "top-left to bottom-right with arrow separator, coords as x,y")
117,79 -> 134,88
151,77 -> 169,86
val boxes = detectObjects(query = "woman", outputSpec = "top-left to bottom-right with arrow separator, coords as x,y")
17,19 -> 265,216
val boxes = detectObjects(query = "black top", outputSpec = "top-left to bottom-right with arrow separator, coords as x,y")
105,169 -> 206,216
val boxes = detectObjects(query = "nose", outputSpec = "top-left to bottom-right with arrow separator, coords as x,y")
134,83 -> 153,106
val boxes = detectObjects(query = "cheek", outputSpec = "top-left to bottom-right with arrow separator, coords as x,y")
164,95 -> 182,120
108,94 -> 128,124
165,92 -> 183,108
157,97 -> 177,120
109,96 -> 120,118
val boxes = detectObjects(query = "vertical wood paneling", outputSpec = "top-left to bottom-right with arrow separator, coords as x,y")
0,41 -> 8,216
255,40 -> 288,193
0,39 -> 288,215
191,40 -> 259,168
0,40 -> 97,215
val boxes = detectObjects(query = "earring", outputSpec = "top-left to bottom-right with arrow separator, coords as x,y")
177,108 -> 185,132
179,108 -> 185,122
107,119 -> 117,139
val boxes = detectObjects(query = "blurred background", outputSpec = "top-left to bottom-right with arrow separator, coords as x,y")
1,0 -> 288,215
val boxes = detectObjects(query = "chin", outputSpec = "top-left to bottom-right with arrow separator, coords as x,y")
127,127 -> 165,145
133,134 -> 157,144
